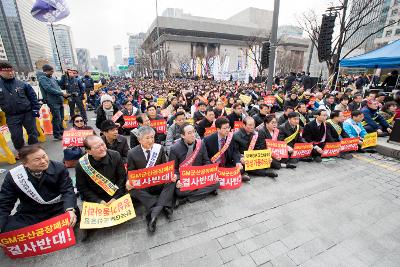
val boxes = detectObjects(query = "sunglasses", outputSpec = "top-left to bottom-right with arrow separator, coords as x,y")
75,119 -> 84,123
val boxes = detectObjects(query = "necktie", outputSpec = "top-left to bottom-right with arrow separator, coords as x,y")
219,138 -> 226,166
146,150 -> 151,161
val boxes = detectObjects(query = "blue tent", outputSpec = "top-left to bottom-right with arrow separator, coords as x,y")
340,39 -> 400,68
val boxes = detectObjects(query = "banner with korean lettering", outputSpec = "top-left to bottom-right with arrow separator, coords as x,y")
266,140 -> 288,159
123,116 -> 138,129
80,194 -> 136,229
204,126 -> 217,137
244,149 -> 272,171
62,130 -> 93,147
179,163 -> 219,191
0,213 -> 75,259
218,167 -> 242,190
264,96 -> 276,105
150,120 -> 167,134
361,132 -> 377,149
239,94 -> 252,105
342,111 -> 351,120
128,161 -> 174,189
340,137 -> 359,152
233,121 -> 244,131
321,142 -> 341,157
291,143 -> 313,158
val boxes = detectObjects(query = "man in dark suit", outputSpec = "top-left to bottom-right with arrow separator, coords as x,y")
253,104 -> 272,127
196,108 -> 215,138
302,109 -> 334,163
169,123 -> 219,206
227,103 -> 245,129
278,112 -> 306,163
327,110 -> 353,160
204,117 -> 250,181
100,120 -> 130,163
126,126 -> 176,233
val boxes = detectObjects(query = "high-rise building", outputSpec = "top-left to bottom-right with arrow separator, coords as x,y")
0,0 -> 32,72
90,57 -> 100,71
76,48 -> 90,73
49,24 -> 77,70
0,34 -> 7,60
98,55 -> 109,73
15,0 -> 53,70
374,0 -> 400,47
128,32 -> 145,61
113,45 -> 123,66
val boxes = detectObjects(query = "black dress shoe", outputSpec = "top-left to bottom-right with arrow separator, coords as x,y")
241,173 -> 251,182
286,164 -> 297,169
266,172 -> 278,178
339,153 -> 353,160
164,207 -> 173,219
174,198 -> 187,209
212,190 -> 218,196
147,217 -> 157,233
314,156 -> 322,163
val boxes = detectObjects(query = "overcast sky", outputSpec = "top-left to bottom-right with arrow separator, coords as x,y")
61,0 -> 330,65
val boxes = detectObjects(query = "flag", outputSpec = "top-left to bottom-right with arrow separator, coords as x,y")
31,0 -> 70,23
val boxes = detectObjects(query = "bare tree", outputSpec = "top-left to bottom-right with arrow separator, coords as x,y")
298,0 -> 399,76
244,30 -> 268,76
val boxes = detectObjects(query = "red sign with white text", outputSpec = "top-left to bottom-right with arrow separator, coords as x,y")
179,164 -> 219,191
123,116 -> 138,129
340,138 -> 359,152
291,143 -> 313,158
128,161 -> 174,189
233,121 -> 244,132
204,126 -> 217,137
150,120 -> 167,134
0,213 -> 75,259
342,111 -> 351,120
321,142 -> 341,157
264,96 -> 276,105
218,167 -> 242,190
266,140 -> 289,159
62,130 -> 93,147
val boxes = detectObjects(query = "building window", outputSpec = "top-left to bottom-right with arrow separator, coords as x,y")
386,30 -> 393,36
396,29 -> 400,35
392,9 -> 398,16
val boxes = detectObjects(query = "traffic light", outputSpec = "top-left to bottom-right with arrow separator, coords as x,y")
261,41 -> 270,69
318,14 -> 336,62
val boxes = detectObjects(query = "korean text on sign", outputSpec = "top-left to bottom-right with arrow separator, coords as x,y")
218,167 -> 242,190
321,142 -> 341,158
128,161 -> 174,189
244,149 -> 272,171
150,120 -> 167,134
80,194 -> 136,229
62,130 -> 93,147
266,140 -> 288,159
204,126 -> 217,137
179,163 -> 219,191
291,143 -> 313,158
123,116 -> 138,129
0,213 -> 75,259
340,137 -> 359,152
361,132 -> 377,149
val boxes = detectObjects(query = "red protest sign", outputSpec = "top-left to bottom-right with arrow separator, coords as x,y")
123,116 -> 138,129
62,130 -> 93,147
150,120 -> 167,134
266,140 -> 288,159
291,143 -> 313,158
308,97 -> 316,105
111,110 -> 123,122
128,161 -> 174,189
204,126 -> 217,137
179,163 -> 219,191
218,167 -> 242,190
0,213 -> 75,259
321,142 -> 341,157
342,111 -> 351,119
233,121 -> 244,131
264,95 -> 276,105
340,137 -> 359,152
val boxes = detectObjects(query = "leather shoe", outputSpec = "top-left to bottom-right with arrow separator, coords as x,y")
147,217 -> 157,233
241,173 -> 251,182
286,164 -> 297,169
164,207 -> 173,220
314,156 -> 322,163
266,171 -> 278,178
212,190 -> 218,196
340,153 -> 353,160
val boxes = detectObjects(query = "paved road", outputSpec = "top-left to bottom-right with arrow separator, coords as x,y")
0,112 -> 400,266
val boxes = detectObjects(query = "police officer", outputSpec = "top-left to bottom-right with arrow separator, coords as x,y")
59,69 -> 87,122
0,62 -> 40,158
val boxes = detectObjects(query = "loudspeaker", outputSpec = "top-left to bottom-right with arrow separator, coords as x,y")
389,119 -> 400,143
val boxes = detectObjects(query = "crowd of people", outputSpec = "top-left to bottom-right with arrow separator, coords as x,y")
0,60 -> 399,244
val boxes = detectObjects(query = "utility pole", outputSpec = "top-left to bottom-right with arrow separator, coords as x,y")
306,44 -> 314,74
267,0 -> 280,91
155,0 -> 162,80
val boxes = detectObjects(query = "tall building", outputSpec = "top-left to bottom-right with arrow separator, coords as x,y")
128,32 -> 145,59
76,48 -> 90,73
0,34 -> 7,60
98,55 -> 109,73
49,24 -> 77,70
346,0 -> 391,51
0,0 -> 32,72
90,57 -> 100,71
374,0 -> 400,47
15,0 -> 52,70
113,45 -> 123,66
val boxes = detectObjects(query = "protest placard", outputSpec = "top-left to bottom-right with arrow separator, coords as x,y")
266,140 -> 289,159
218,167 -> 242,190
179,163 -> 219,191
62,130 -> 93,147
128,161 -> 174,189
244,149 -> 272,171
204,126 -> 217,137
0,213 -> 75,259
122,116 -> 138,129
291,143 -> 313,158
264,95 -> 276,105
150,120 -> 167,134
340,137 -> 359,152
321,142 -> 341,157
80,194 -> 136,229
361,132 -> 377,148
